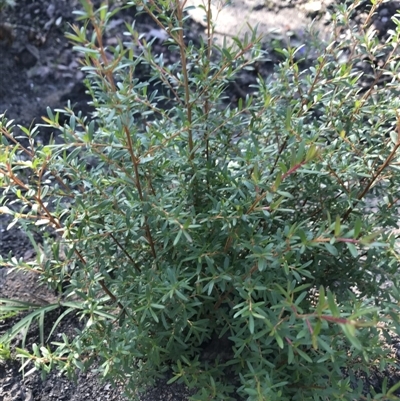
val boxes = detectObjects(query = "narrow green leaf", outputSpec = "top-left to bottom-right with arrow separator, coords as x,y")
288,345 -> 294,364
275,332 -> 284,349
324,243 -> 338,256
173,230 -> 182,246
248,315 -> 254,334
47,308 -> 74,341
346,242 -> 358,258
382,376 -> 388,395
327,290 -> 340,317
334,215 -> 341,237
354,217 -> 362,238
316,285 -> 326,316
296,348 -> 312,363
387,379 -> 400,395
285,107 -> 292,131
150,303 -> 165,310
149,308 -> 159,323
390,131 -> 398,144
340,323 -> 362,350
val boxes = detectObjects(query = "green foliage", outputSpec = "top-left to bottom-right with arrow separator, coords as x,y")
2,0 -> 400,399
0,0 -> 15,10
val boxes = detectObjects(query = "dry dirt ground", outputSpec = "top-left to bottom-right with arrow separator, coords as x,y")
1,0 -> 400,400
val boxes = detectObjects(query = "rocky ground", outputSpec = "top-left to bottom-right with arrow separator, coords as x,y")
1,0 -> 400,400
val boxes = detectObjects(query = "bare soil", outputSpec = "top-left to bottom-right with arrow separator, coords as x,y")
1,0 -> 400,400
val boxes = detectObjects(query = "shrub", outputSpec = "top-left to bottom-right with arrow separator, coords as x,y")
0,0 -> 15,10
1,0 -> 400,399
